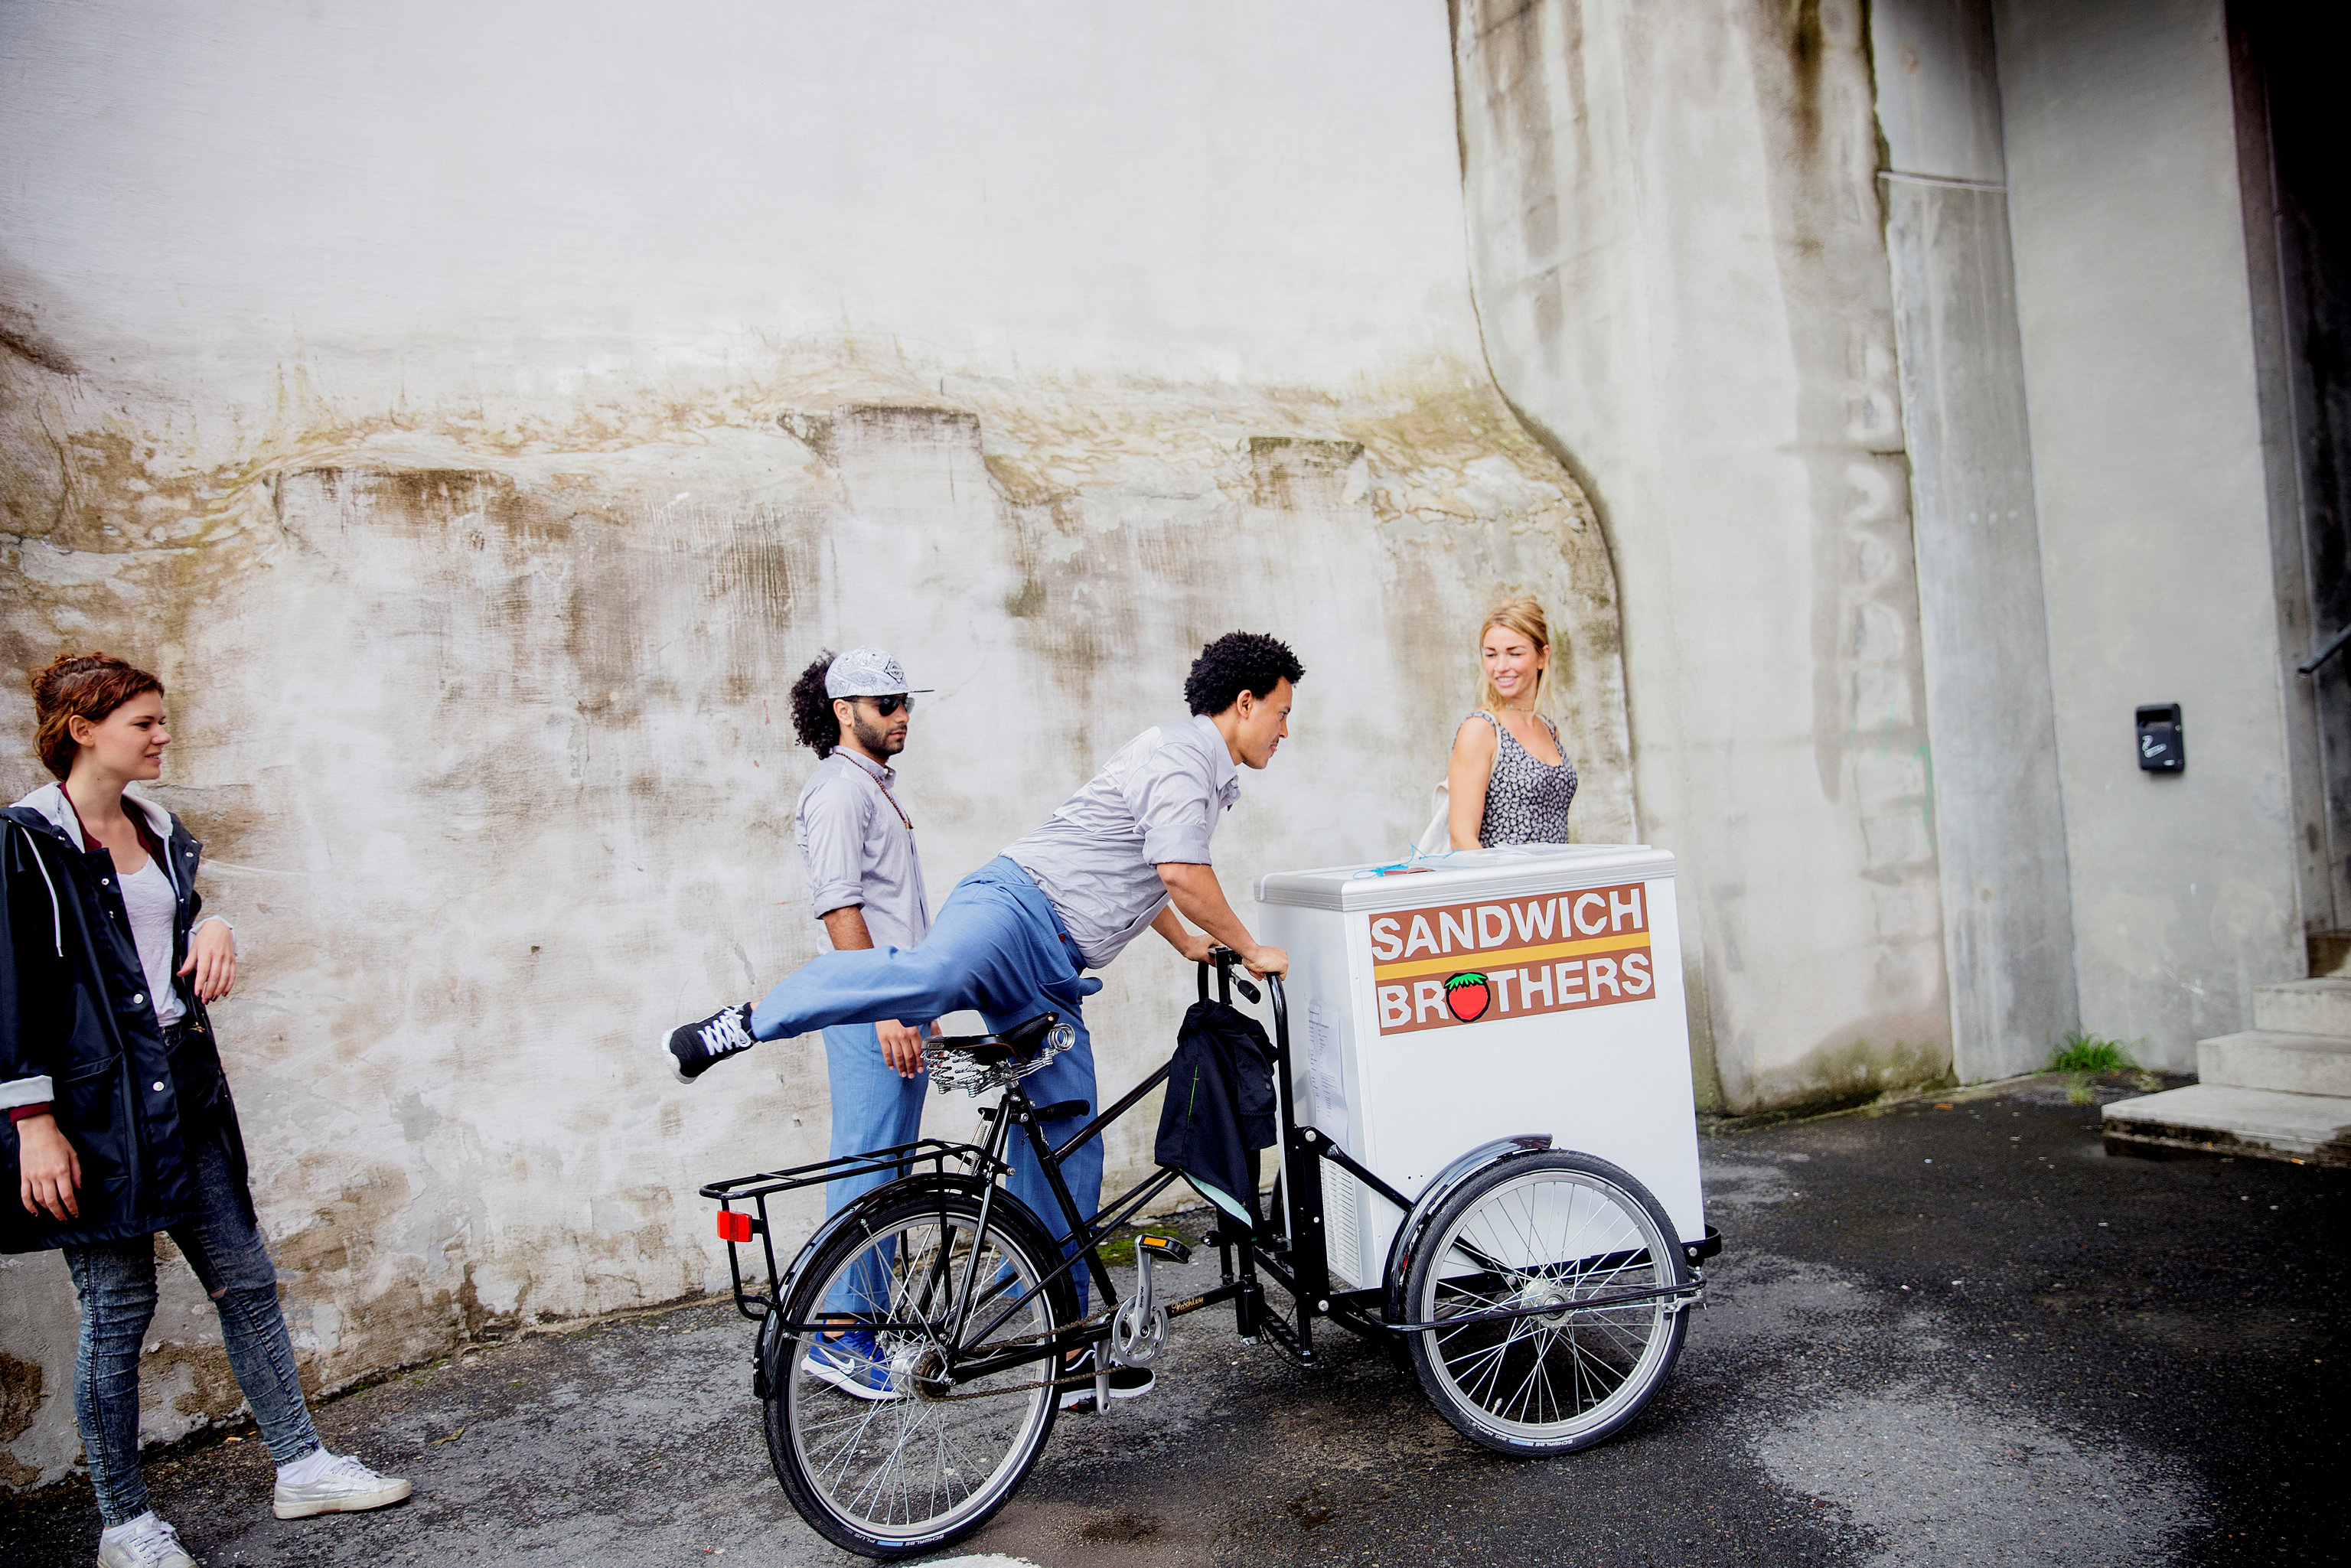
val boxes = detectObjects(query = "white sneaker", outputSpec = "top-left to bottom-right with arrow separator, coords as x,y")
96,1513 -> 194,1568
272,1452 -> 413,1519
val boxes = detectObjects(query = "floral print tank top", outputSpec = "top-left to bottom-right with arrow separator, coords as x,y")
1467,711 -> 1577,847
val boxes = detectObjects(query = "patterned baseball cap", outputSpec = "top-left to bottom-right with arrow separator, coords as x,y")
824,647 -> 933,699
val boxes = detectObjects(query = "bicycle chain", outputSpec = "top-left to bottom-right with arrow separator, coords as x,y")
840,1312 -> 1123,1404
919,1363 -> 1129,1403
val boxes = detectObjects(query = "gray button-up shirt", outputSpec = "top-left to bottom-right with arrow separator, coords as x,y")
796,748 -> 931,951
1005,714 -> 1241,970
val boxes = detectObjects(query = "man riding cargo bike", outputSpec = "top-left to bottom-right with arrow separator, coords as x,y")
677,633 -> 1719,1558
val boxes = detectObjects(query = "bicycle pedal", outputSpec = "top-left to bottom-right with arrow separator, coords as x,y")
1134,1234 -> 1192,1266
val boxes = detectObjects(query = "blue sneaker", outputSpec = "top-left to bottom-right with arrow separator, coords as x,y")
803,1330 -> 902,1401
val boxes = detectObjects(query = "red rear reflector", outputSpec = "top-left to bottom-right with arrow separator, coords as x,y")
716,1211 -> 756,1244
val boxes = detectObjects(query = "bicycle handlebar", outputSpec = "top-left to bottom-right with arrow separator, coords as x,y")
1196,945 -> 1283,1013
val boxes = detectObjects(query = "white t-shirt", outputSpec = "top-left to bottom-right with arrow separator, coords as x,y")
119,859 -> 187,1028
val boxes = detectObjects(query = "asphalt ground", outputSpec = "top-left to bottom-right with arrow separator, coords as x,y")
5,1072 -> 2344,1566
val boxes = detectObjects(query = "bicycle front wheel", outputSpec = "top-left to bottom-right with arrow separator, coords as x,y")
767,1182 -> 1073,1558
1404,1150 -> 1691,1456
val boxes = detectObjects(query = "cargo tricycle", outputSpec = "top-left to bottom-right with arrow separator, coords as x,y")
705,846 -> 1720,1560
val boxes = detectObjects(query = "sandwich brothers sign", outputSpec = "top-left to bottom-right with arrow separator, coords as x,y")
1370,882 -> 1654,1036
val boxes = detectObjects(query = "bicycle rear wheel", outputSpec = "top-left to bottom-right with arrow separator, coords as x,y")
1403,1150 -> 1690,1456
768,1182 -> 1073,1558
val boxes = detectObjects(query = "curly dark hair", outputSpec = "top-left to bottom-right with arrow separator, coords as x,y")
1183,631 -> 1304,717
790,651 -> 840,758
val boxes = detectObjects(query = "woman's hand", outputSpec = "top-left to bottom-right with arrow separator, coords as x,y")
16,1113 -> 82,1221
180,920 -> 236,1002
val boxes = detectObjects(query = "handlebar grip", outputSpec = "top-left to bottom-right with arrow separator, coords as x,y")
1196,949 -> 1280,1007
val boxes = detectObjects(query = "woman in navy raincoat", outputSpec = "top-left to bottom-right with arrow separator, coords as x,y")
3,653 -> 409,1568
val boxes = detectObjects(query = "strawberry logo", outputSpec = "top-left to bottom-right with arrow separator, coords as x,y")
1444,972 -> 1491,1022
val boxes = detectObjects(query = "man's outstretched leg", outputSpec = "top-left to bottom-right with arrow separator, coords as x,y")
659,939 -> 967,1084
659,860 -> 1094,1080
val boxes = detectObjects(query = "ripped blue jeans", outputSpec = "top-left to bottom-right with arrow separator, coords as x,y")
61,1134 -> 320,1525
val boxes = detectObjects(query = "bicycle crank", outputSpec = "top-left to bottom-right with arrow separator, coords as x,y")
1110,1233 -> 1190,1368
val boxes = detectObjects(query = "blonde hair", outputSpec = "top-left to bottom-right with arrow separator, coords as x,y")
1475,595 -> 1556,718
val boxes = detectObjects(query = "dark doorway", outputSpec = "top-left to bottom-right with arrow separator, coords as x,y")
2239,1 -> 2351,950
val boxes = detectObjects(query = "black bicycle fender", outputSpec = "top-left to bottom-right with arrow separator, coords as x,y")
1378,1134 -> 1554,1327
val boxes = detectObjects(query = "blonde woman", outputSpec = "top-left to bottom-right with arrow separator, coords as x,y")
1447,597 -> 1578,849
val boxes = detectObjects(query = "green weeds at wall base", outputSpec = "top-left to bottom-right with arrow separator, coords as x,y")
2048,1030 -> 2158,1102
2049,1030 -> 2137,1074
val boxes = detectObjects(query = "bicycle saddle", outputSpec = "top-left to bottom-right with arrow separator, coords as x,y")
928,1012 -> 1061,1065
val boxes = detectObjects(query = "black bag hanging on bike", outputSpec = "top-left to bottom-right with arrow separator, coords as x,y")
1153,999 -> 1277,1231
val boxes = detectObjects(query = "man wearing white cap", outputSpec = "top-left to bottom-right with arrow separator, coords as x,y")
664,631 -> 1305,1408
779,647 -> 936,1397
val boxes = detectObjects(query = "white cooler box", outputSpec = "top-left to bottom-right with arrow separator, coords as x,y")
1256,844 -> 1705,1290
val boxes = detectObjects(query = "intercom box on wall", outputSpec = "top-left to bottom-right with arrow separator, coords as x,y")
2136,703 -> 2184,773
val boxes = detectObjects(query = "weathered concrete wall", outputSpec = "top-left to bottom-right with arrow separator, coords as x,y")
1870,0 -> 2077,1081
1,2 -> 1632,1491
1452,0 -> 1951,1113
0,1 -> 1479,416
1994,0 -> 2307,1067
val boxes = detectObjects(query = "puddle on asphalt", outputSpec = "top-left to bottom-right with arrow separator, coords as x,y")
1694,1253 -> 1876,1348
1702,1157 -> 1811,1212
1754,1384 -> 2203,1566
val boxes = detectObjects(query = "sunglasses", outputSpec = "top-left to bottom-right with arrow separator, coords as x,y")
856,693 -> 915,717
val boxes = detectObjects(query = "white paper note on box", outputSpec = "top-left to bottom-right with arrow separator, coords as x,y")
1305,1001 -> 1348,1148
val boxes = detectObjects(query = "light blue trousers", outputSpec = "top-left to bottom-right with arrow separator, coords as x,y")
820,1021 -> 929,1318
754,858 -> 1108,1311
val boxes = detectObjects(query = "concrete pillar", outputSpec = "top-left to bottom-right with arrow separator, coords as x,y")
1452,0 -> 1952,1113
1870,0 -> 2079,1080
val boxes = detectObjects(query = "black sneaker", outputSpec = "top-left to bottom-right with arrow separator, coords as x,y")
660,1003 -> 758,1084
1059,1351 -> 1155,1410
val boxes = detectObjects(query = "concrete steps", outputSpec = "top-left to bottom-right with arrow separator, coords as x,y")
2102,1084 -> 2351,1165
2253,976 -> 2351,1034
2196,1031 -> 2351,1097
2103,976 -> 2351,1166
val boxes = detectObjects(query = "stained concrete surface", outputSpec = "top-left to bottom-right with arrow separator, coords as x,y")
1453,0 -> 1958,1114
0,367 -> 1635,1482
5,1074 -> 2342,1566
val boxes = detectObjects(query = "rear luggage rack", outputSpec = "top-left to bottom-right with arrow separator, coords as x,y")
699,1139 -> 993,1319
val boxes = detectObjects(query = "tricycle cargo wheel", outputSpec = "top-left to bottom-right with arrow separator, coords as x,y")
767,1185 -> 1073,1558
1402,1149 -> 1690,1456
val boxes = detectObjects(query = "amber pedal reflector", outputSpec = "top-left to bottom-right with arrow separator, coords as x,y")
716,1211 -> 759,1244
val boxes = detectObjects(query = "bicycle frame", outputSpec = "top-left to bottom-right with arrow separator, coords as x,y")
699,950 -> 1722,1390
